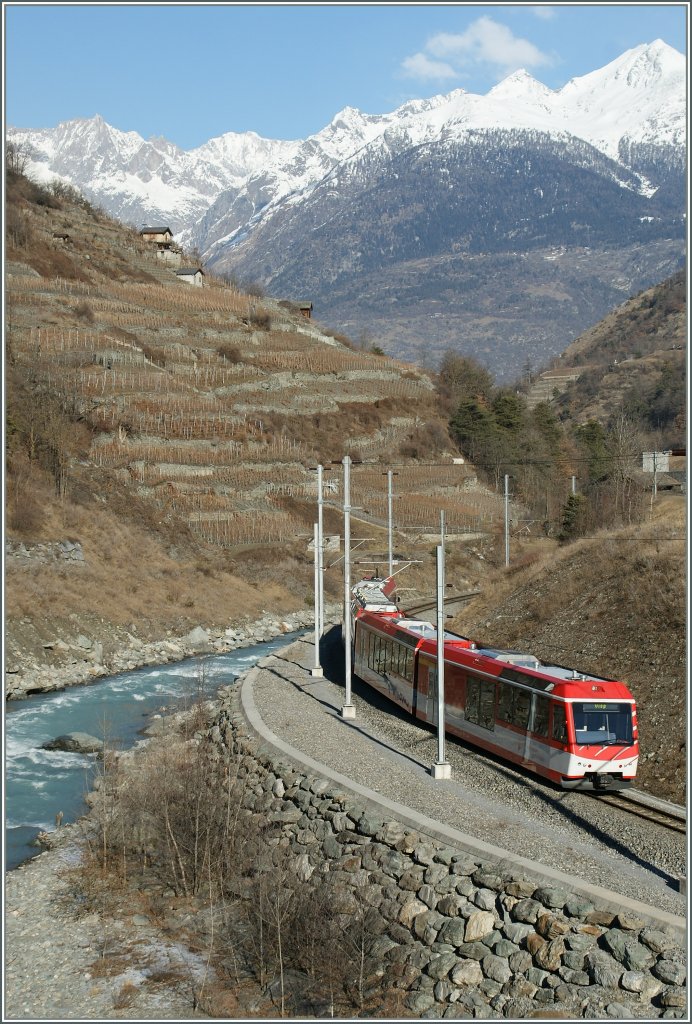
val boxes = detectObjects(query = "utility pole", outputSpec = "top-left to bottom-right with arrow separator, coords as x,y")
311,523 -> 323,677
504,474 -> 510,568
341,455 -> 355,719
440,512 -> 446,622
383,469 -> 398,578
387,469 -> 394,578
317,463 -> 325,635
431,544 -> 451,779
571,475 -> 576,495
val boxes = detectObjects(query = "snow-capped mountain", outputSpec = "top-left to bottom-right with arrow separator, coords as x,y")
10,41 -> 684,250
8,41 -> 686,379
8,113 -> 290,232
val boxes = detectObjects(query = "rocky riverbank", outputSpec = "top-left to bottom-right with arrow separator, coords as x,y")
5,823 -> 210,1020
5,595 -> 340,701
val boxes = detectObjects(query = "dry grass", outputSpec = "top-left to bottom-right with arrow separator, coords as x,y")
111,982 -> 139,1009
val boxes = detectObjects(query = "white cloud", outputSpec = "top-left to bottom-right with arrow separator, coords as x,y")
401,16 -> 555,83
401,52 -> 458,81
529,5 -> 557,20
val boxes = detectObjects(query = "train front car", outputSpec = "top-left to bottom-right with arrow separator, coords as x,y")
559,675 -> 639,790
438,645 -> 640,791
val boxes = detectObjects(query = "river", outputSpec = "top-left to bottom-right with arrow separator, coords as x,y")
5,633 -> 303,872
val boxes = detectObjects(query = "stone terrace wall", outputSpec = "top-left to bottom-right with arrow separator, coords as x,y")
204,678 -> 687,1021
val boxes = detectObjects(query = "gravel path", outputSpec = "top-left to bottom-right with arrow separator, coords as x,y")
250,633 -> 686,925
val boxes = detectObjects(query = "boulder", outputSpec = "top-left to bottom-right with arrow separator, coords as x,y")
184,626 -> 210,648
42,732 -> 102,754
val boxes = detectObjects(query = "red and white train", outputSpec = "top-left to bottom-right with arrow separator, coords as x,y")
349,576 -> 639,791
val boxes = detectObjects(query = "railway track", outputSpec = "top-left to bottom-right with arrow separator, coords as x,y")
402,592 -> 480,618
592,788 -> 687,834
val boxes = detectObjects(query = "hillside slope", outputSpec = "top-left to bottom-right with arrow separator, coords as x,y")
450,495 -> 686,804
5,170 -> 506,696
4,171 -> 687,811
527,270 -> 686,444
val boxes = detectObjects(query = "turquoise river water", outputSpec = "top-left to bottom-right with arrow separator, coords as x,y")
4,633 -> 302,871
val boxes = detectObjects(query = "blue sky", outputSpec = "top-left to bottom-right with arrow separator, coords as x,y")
4,3 -> 689,150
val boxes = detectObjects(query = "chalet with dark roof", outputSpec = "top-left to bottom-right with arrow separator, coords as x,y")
140,226 -> 174,244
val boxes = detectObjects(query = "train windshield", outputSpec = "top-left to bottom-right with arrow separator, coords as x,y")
572,702 -> 633,745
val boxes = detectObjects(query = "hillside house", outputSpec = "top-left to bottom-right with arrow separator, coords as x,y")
176,267 -> 205,287
140,226 -> 174,244
641,450 -> 686,494
299,301 -> 313,319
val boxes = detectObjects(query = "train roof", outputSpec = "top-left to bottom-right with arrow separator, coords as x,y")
352,577 -> 632,700
352,579 -> 398,613
358,609 -> 631,699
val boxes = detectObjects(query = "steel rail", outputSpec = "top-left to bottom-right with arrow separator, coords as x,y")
592,789 -> 686,834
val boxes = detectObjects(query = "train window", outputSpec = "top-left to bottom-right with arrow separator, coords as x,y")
572,702 -> 633,745
498,683 -> 515,723
479,680 -> 496,730
397,645 -> 412,682
378,639 -> 388,673
514,690 -> 531,729
465,676 -> 495,731
552,703 -> 567,743
532,695 -> 550,737
465,676 -> 481,724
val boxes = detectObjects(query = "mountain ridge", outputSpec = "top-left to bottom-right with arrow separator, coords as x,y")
10,41 -> 683,242
8,40 -> 686,380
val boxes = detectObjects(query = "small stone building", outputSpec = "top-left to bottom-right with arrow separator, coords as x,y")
176,267 -> 205,287
299,301 -> 313,319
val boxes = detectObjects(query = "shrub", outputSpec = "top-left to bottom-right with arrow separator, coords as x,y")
8,490 -> 45,535
249,309 -> 271,331
75,300 -> 95,323
5,206 -> 32,249
138,343 -> 166,367
49,178 -> 97,215
217,343 -> 242,363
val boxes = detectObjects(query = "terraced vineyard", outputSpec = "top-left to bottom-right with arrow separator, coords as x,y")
6,191 -> 508,556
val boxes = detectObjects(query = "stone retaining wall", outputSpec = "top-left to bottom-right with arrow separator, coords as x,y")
205,678 -> 687,1021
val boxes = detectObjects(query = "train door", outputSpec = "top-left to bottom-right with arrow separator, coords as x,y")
523,692 -> 550,767
415,657 -> 435,725
426,665 -> 439,726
